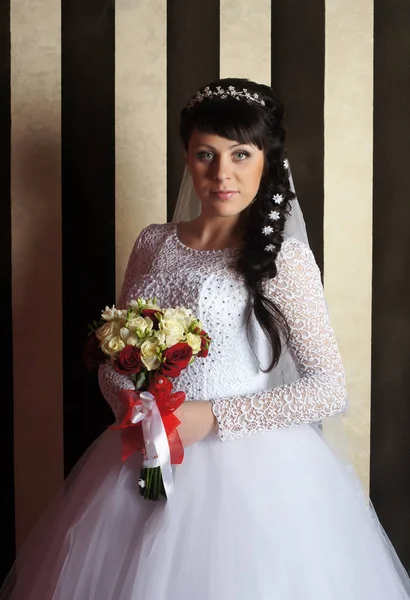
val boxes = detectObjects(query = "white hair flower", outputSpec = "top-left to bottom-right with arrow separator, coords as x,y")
265,244 -> 276,252
283,159 -> 290,170
262,225 -> 274,236
272,193 -> 284,204
269,210 -> 280,221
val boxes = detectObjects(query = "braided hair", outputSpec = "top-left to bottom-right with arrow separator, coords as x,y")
180,78 -> 295,371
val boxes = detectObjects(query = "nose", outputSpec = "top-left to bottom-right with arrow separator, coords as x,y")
211,155 -> 231,181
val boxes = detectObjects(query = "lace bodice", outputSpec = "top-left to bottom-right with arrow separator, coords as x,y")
98,222 -> 347,440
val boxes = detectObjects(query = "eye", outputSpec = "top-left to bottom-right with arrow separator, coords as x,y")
197,151 -> 214,161
234,150 -> 250,161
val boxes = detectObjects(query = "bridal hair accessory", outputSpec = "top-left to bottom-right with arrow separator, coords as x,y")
187,85 -> 266,110
264,244 -> 276,252
269,210 -> 281,221
272,193 -> 284,204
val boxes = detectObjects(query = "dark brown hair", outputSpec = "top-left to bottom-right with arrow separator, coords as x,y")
180,78 -> 295,370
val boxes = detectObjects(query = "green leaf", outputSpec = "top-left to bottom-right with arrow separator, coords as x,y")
135,371 -> 147,390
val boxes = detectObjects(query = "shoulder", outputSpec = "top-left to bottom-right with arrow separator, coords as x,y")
132,222 -> 175,253
266,237 -> 322,298
276,237 -> 320,276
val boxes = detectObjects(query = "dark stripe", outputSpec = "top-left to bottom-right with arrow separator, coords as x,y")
167,0 -> 220,221
371,0 -> 410,572
0,1 -> 15,585
271,0 -> 325,271
62,0 -> 116,475
0,0 -> 14,584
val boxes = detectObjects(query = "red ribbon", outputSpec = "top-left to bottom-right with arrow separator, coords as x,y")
111,385 -> 185,464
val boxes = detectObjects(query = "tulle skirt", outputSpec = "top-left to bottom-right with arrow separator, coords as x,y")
1,423 -> 409,599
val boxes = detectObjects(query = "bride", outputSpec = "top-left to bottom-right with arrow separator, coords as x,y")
1,77 -> 409,599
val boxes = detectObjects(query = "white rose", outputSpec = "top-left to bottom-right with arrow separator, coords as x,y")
120,327 -> 130,342
140,338 -> 161,371
185,332 -> 201,354
100,336 -> 125,356
95,320 -> 120,342
160,318 -> 185,347
153,330 -> 166,346
126,334 -> 140,347
127,316 -> 149,334
174,306 -> 194,326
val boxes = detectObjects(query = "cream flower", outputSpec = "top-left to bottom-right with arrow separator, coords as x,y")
140,338 -> 161,371
95,320 -> 120,342
153,330 -> 166,346
161,307 -> 190,329
127,315 -> 149,335
144,317 -> 154,333
101,336 -> 125,356
126,334 -> 140,346
120,327 -> 130,342
144,301 -> 161,310
101,305 -> 117,321
115,309 -> 128,319
159,317 -> 185,347
185,332 -> 202,354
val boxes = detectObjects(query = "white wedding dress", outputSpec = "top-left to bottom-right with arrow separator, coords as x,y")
2,222 -> 409,599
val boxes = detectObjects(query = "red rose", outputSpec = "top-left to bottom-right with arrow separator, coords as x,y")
82,333 -> 106,371
160,343 -> 193,378
141,308 -> 162,329
114,346 -> 142,375
197,329 -> 212,358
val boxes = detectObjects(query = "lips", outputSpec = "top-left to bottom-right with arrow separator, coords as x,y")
210,190 -> 239,200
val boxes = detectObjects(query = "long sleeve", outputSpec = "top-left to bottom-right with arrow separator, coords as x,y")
98,362 -> 134,423
98,224 -> 154,421
211,238 -> 348,441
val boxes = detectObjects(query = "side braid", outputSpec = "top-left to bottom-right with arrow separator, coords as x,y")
237,142 -> 295,371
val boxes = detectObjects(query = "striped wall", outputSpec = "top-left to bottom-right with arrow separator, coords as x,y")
1,0 -> 410,583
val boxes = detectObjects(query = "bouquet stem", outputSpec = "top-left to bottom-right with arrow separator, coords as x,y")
139,466 -> 166,501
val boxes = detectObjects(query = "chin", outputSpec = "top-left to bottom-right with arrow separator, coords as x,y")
203,200 -> 250,218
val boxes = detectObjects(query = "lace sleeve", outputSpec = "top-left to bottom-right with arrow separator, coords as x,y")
211,238 -> 348,441
98,225 -> 154,420
98,362 -> 134,423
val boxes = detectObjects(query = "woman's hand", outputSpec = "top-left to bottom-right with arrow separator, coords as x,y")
174,401 -> 218,447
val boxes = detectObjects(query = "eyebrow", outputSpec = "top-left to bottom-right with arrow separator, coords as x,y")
196,143 -> 247,151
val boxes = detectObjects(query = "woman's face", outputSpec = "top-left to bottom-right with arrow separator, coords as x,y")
186,130 -> 265,219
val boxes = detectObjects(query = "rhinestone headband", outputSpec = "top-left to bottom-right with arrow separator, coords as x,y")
187,86 -> 266,109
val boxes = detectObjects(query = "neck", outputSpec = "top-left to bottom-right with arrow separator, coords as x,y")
178,212 -> 248,251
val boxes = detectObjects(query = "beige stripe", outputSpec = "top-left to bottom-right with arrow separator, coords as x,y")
220,0 -> 271,84
11,0 -> 63,548
323,0 -> 374,493
115,1 -> 167,296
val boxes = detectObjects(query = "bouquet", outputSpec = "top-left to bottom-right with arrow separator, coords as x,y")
85,297 -> 211,500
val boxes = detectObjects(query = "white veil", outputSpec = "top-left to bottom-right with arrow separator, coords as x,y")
172,165 -> 310,246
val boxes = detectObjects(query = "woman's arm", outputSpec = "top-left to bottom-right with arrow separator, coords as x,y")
210,238 -> 348,441
98,225 -> 154,422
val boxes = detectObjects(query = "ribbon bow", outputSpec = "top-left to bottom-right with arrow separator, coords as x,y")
111,382 -> 185,497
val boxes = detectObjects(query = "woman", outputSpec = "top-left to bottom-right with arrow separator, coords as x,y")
2,78 -> 409,599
